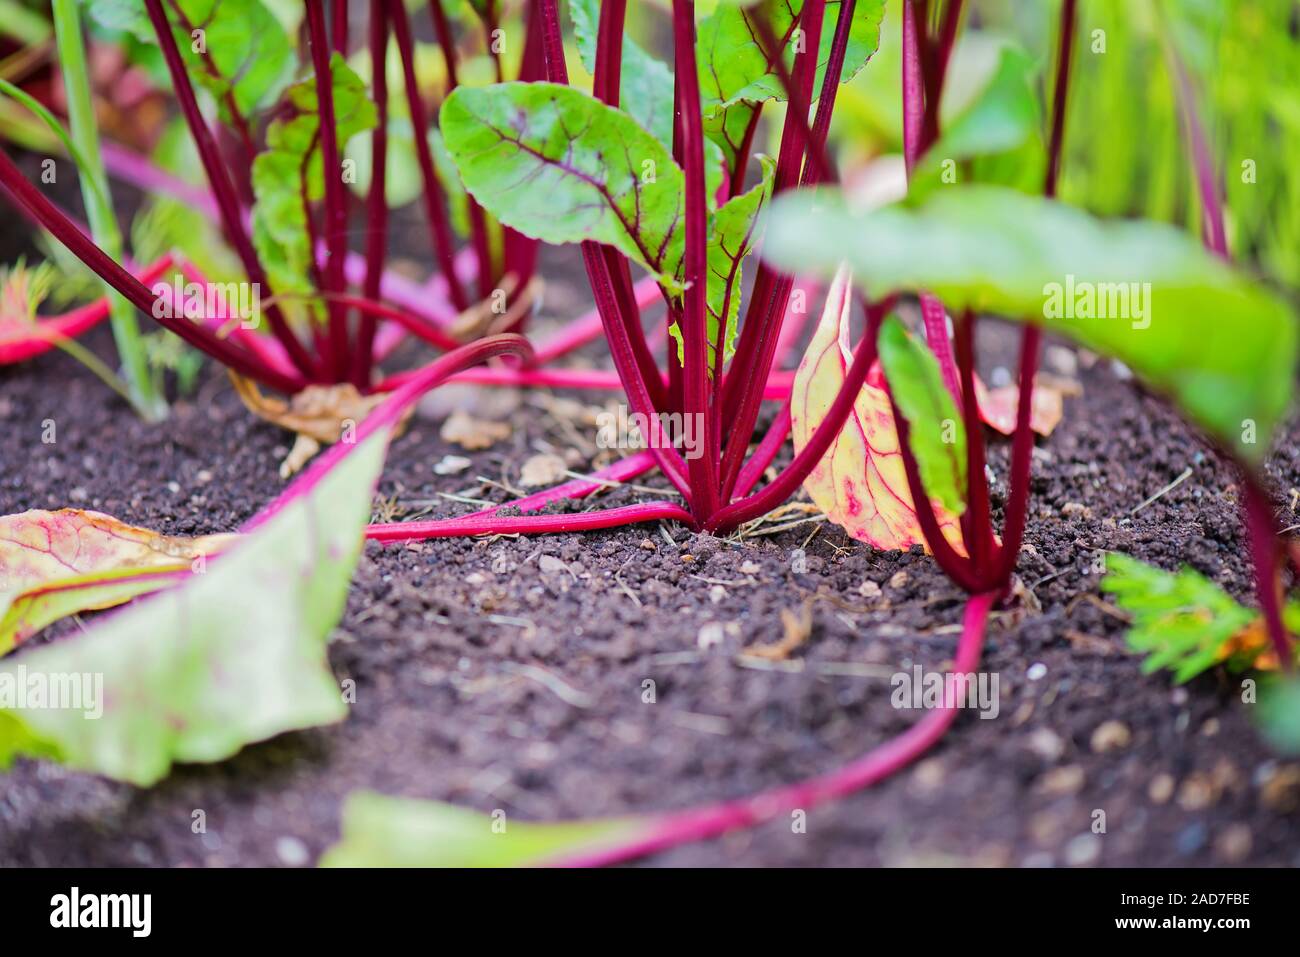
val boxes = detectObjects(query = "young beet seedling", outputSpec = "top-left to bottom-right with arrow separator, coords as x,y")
0,0 -> 550,421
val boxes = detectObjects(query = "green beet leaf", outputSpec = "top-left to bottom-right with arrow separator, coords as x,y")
251,53 -> 377,320
570,0 -> 675,146
698,0 -> 887,112
877,315 -> 967,513
763,185 -> 1297,461
441,82 -> 688,291
706,154 -> 777,369
0,426 -> 391,786
908,42 -> 1044,202
87,0 -> 295,126
322,791 -> 649,868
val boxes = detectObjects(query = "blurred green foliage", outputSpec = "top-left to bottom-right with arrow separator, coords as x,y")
834,0 -> 1300,293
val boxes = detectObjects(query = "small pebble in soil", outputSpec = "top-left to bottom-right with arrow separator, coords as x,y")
740,560 -> 761,575
910,758 -> 945,796
1026,728 -> 1066,762
1148,773 -> 1176,805
1064,833 -> 1101,867
697,622 -> 726,650
276,836 -> 310,867
857,580 -> 883,602
888,570 -> 909,589
538,555 -> 569,575
1090,720 -> 1132,753
1259,765 -> 1300,812
433,454 -> 472,475
1214,824 -> 1253,864
1176,822 -> 1208,856
1037,765 -> 1085,797
1177,774 -> 1216,811
1027,662 -> 1048,681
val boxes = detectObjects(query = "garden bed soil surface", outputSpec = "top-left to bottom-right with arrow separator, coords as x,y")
3,247 -> 1300,868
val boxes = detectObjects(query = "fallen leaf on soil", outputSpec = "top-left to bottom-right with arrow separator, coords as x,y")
519,452 -> 568,487
230,372 -> 410,478
0,509 -> 237,655
791,265 -> 965,554
440,409 -> 511,450
976,374 -> 1072,437
0,414 -> 390,785
744,602 -> 813,661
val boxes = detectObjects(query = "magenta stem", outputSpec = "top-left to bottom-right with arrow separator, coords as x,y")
708,298 -> 877,532
953,311 -> 995,567
555,590 -> 998,867
386,0 -> 471,313
901,0 -> 926,175
992,326 -> 1041,586
365,451 -> 658,542
430,0 -> 496,300
1044,0 -> 1077,200
537,0 -> 687,496
672,0 -> 720,522
920,293 -> 961,404
1167,36 -> 1228,257
317,292 -> 464,352
356,0 -> 390,386
306,0 -> 352,381
369,501 -> 691,541
718,1 -> 830,495
143,0 -> 318,381
1243,478 -> 1294,669
0,255 -> 174,363
531,277 -> 661,364
0,151 -> 305,393
245,334 -> 532,532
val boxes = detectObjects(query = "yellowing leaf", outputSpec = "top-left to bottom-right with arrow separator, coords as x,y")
0,509 -> 236,654
791,266 -> 965,554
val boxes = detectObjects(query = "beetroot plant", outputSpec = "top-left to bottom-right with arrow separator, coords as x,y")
0,0 -> 551,406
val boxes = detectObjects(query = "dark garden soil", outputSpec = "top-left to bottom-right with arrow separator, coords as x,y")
3,244 -> 1300,868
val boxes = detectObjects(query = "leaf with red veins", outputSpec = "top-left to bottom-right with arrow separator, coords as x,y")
792,266 -> 965,554
0,509 -> 237,654
440,82 -> 688,293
